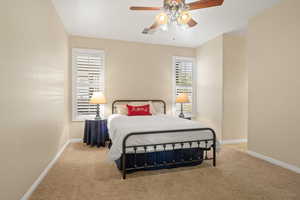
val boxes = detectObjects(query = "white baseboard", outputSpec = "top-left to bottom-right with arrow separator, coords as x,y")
247,150 -> 300,174
69,138 -> 82,143
20,140 -> 71,200
221,139 -> 247,145
21,138 -> 84,200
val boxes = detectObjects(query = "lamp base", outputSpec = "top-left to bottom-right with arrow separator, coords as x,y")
95,104 -> 101,120
179,112 -> 185,118
178,103 -> 185,118
95,115 -> 101,120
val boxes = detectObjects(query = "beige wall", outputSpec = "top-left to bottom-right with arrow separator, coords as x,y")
223,34 -> 248,140
247,0 -> 300,167
0,0 -> 69,199
69,36 -> 196,138
196,34 -> 248,141
196,36 -> 224,139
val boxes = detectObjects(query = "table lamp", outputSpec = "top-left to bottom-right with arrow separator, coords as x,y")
90,92 -> 107,120
176,93 -> 190,118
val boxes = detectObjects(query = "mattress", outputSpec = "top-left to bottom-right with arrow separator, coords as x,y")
107,114 -> 220,161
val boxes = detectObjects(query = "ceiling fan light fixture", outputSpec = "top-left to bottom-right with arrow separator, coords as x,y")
156,13 -> 169,25
131,0 -> 225,34
179,23 -> 189,30
160,24 -> 168,31
177,11 -> 191,24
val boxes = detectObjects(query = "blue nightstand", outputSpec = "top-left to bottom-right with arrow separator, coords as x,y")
83,119 -> 109,147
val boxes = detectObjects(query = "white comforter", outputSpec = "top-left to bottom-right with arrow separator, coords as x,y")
107,114 -> 220,161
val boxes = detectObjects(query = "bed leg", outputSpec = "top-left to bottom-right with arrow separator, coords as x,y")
122,154 -> 126,179
213,147 -> 216,167
213,140 -> 216,167
211,128 -> 216,167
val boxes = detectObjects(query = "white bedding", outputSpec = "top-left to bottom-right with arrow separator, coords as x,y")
107,114 -> 220,161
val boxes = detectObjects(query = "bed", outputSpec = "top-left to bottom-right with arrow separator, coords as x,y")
108,100 -> 218,179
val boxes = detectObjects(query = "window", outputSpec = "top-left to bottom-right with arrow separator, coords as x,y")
72,48 -> 105,121
173,56 -> 196,117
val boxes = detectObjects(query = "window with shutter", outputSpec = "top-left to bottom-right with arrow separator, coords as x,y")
72,48 -> 105,121
173,56 -> 196,117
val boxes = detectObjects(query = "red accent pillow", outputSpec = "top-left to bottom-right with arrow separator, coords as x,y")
127,104 -> 152,116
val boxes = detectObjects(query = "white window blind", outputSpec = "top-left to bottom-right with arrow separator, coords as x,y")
173,57 -> 196,117
72,48 -> 105,121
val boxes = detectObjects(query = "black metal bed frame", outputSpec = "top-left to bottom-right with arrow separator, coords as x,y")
112,100 -> 216,179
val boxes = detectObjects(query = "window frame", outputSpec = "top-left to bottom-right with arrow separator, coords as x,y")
72,48 -> 106,121
172,56 -> 197,118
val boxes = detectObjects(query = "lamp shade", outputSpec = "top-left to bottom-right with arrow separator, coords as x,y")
90,92 -> 107,104
176,93 -> 190,103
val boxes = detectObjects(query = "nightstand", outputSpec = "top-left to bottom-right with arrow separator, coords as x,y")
83,119 -> 109,147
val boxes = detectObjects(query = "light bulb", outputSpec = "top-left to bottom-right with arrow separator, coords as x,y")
178,11 -> 191,24
161,24 -> 168,31
156,13 -> 168,25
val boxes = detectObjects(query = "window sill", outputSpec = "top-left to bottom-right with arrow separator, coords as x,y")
72,119 -> 86,122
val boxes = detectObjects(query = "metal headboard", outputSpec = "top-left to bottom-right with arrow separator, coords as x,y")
112,100 -> 166,114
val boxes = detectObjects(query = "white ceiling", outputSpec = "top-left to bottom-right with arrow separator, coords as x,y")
52,0 -> 281,47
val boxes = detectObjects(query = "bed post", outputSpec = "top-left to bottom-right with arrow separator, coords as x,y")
122,136 -> 128,179
212,129 -> 216,167
122,153 -> 126,179
122,133 -> 132,179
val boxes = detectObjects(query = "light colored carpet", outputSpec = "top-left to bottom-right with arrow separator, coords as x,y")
225,143 -> 248,152
29,143 -> 300,200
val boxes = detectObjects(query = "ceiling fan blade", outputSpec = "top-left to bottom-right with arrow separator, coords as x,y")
130,6 -> 161,11
142,22 -> 159,34
164,0 -> 169,7
187,0 -> 224,10
187,18 -> 198,27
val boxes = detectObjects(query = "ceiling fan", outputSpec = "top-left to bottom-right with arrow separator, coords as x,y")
130,0 -> 224,34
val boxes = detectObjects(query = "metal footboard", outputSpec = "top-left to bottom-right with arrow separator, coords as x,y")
121,128 -> 216,179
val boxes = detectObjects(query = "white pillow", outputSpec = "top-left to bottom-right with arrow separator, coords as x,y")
152,102 -> 164,114
115,105 -> 128,115
148,101 -> 157,115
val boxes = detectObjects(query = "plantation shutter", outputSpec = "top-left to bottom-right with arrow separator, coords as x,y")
174,57 -> 195,117
72,49 -> 105,121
